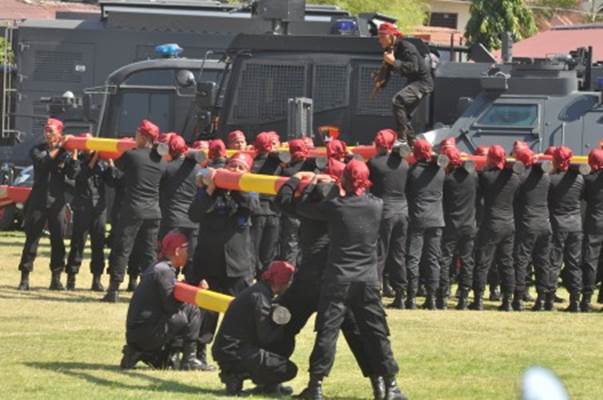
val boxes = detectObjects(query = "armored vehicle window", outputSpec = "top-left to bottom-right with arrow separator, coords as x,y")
117,92 -> 171,137
477,104 -> 538,127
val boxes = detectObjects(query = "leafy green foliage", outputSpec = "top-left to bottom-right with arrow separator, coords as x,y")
0,36 -> 15,65
465,0 -> 538,50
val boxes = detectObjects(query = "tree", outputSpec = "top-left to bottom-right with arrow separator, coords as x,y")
311,0 -> 428,32
465,0 -> 538,50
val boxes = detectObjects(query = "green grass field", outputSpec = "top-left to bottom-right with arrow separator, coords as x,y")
1,230 -> 602,399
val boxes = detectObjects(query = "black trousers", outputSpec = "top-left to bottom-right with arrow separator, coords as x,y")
581,233 -> 603,297
377,213 -> 408,293
251,215 -> 280,275
159,225 -> 198,282
66,206 -> 106,275
218,347 -> 298,387
439,230 -> 475,293
407,227 -> 442,295
279,215 -> 301,265
473,227 -> 515,294
18,205 -> 66,272
309,281 -> 399,379
278,277 -> 375,377
550,230 -> 583,295
126,304 -> 201,352
513,228 -> 552,295
392,81 -> 430,141
108,216 -> 159,284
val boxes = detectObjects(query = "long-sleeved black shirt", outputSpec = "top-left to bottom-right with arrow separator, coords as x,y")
368,152 -> 409,218
549,170 -> 584,233
443,166 -> 478,234
160,155 -> 199,229
386,39 -> 433,88
126,260 -> 181,329
276,177 -> 331,282
212,281 -> 282,363
280,158 -> 318,178
296,187 -> 382,284
28,143 -> 71,209
478,168 -> 521,232
406,161 -> 445,229
114,147 -> 167,220
67,154 -> 113,211
584,170 -> 603,234
251,152 -> 282,216
515,165 -> 551,232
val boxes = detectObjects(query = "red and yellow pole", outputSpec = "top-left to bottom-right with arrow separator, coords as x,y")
173,282 -> 234,313
0,185 -> 31,204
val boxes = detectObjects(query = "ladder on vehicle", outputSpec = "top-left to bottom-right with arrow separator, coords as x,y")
1,22 -> 18,141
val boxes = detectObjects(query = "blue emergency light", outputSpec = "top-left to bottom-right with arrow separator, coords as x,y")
155,43 -> 183,58
597,77 -> 603,90
331,19 -> 358,36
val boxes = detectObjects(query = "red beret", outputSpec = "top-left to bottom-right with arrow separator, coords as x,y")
553,146 -> 573,171
168,134 -> 188,158
138,119 -> 160,140
289,138 -> 309,161
227,151 -> 253,172
487,145 -> 506,170
413,139 -> 433,162
45,118 -> 64,133
588,148 -> 603,171
254,132 -> 275,153
378,22 -> 402,37
208,139 -> 227,160
261,261 -> 295,286
515,146 -> 535,167
160,230 -> 188,259
374,129 -> 396,150
343,159 -> 372,196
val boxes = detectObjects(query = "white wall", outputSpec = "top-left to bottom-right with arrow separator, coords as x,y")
427,0 -> 472,33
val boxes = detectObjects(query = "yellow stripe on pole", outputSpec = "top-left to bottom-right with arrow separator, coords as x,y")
85,138 -> 120,153
239,173 -> 278,195
194,289 -> 233,313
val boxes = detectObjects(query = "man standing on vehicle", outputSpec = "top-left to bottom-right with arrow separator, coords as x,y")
17,118 -> 71,291
374,22 -> 434,147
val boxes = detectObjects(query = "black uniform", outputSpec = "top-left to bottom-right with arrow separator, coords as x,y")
385,38 -> 434,141
405,161 -> 445,301
473,168 -> 521,298
125,260 -> 201,355
251,153 -> 282,274
368,152 -> 409,295
548,170 -> 584,297
275,178 -> 376,378
65,154 -> 112,276
439,166 -> 478,297
107,147 -> 167,288
513,166 -> 552,298
296,188 -> 399,380
159,155 -> 201,279
188,186 -> 258,342
212,281 -> 297,387
18,143 -> 71,274
581,169 -> 603,300
278,158 -> 318,264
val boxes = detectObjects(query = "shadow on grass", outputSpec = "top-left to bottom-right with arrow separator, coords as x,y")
0,286 -> 129,304
25,361 -> 227,396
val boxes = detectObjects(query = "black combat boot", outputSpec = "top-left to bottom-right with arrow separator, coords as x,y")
101,281 -> 120,303
422,291 -> 436,310
296,375 -> 324,400
127,274 -> 139,292
522,291 -> 534,302
532,292 -> 545,311
49,270 -> 65,290
597,287 -> 603,304
383,375 -> 408,400
404,296 -> 417,310
17,270 -> 30,291
468,290 -> 484,311
416,284 -> 426,297
382,277 -> 395,298
196,343 -> 216,371
387,291 -> 405,310
498,293 -> 512,312
370,376 -> 386,400
91,274 -> 104,291
253,384 -> 294,396
564,293 -> 580,313
66,273 -> 76,291
511,291 -> 524,311
180,342 -> 205,370
220,371 -> 246,396
544,292 -> 555,311
435,289 -> 448,310
489,285 -> 501,301
120,344 -> 142,369
456,289 -> 468,310
580,293 -> 592,313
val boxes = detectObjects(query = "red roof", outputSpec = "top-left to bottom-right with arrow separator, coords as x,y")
0,0 -> 98,21
512,25 -> 603,62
